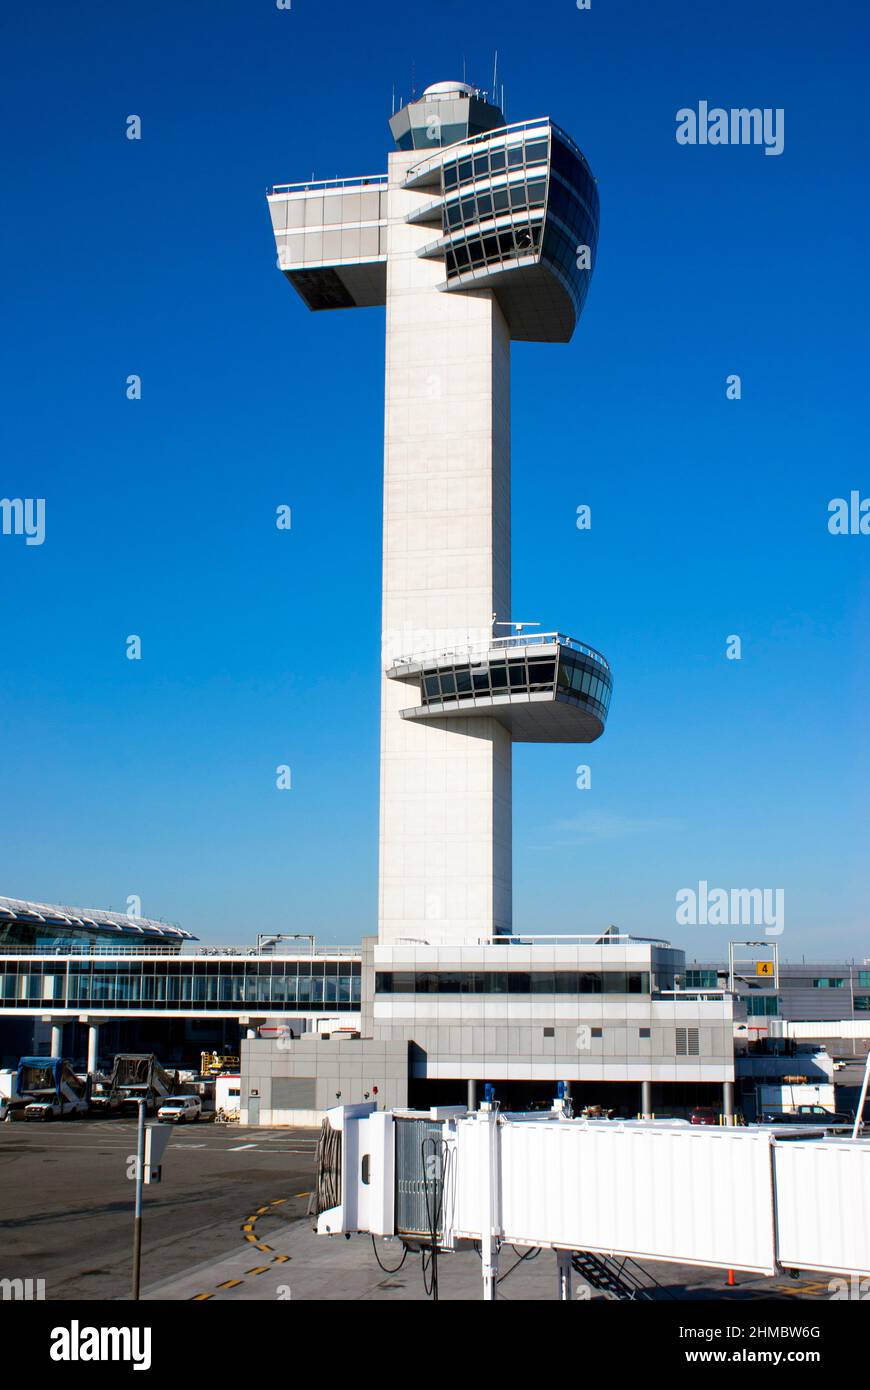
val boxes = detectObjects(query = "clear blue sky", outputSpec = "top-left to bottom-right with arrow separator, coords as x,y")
1,0 -> 867,959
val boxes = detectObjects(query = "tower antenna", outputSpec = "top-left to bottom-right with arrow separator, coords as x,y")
492,50 -> 498,105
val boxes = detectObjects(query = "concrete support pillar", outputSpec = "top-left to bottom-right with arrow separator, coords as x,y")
467,1079 -> 477,1111
641,1080 -> 652,1118
87,1023 -> 99,1074
50,1023 -> 63,1058
557,1250 -> 573,1301
723,1080 -> 735,1125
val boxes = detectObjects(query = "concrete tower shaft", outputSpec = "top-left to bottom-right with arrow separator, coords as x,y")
266,87 -> 609,948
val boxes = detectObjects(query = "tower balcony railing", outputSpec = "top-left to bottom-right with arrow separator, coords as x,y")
268,173 -> 389,197
391,631 -> 609,672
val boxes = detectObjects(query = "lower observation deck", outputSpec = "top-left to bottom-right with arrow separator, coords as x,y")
386,632 -> 612,742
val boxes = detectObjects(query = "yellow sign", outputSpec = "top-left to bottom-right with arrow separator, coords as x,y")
756,961 -> 774,977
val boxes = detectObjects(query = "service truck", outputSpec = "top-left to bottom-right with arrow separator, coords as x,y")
17,1057 -> 89,1121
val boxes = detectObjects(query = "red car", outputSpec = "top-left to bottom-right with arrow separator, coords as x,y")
689,1106 -> 719,1126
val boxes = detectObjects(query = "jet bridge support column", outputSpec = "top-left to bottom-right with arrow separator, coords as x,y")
479,1108 -> 500,1300
87,1022 -> 99,1074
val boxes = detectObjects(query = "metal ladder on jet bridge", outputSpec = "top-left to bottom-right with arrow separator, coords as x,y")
571,1251 -> 668,1300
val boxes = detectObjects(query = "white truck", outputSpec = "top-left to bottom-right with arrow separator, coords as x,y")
16,1057 -> 89,1121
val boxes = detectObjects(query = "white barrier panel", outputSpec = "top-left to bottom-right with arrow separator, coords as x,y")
774,1139 -> 870,1277
452,1118 -> 778,1275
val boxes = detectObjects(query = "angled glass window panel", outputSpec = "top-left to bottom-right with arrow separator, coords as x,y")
440,672 -> 456,696
528,661 -> 555,688
454,243 -> 471,268
455,668 -> 473,695
472,669 -> 490,692
443,164 -> 459,190
508,145 -> 525,167
490,149 -> 506,172
569,664 -> 584,692
493,188 -> 510,212
446,202 -> 462,228
509,662 -> 526,689
458,159 -> 473,182
482,235 -> 499,260
423,676 -> 440,700
473,154 -> 489,177
490,663 -> 508,689
525,140 -> 549,165
477,192 -> 492,218
527,179 -> 547,205
509,184 -> 528,209
579,670 -> 593,694
557,661 -> 572,690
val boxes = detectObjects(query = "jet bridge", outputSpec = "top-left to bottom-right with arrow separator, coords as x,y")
313,1104 -> 870,1298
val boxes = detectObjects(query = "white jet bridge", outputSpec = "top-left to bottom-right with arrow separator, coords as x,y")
312,1102 -> 870,1300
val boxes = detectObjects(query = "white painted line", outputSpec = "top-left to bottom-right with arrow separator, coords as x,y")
228,1143 -> 258,1151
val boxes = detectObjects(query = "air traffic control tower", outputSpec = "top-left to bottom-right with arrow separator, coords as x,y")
268,82 -> 610,947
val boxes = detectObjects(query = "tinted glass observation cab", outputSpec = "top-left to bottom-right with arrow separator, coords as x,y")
403,113 -> 599,342
386,632 -> 612,742
268,83 -> 600,343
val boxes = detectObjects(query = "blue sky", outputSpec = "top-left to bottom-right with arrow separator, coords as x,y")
1,0 -> 867,959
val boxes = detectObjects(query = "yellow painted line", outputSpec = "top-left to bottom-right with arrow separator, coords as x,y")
191,1293 -> 214,1301
294,1191 -> 309,1197
246,1265 -> 270,1276
256,1206 -> 269,1215
272,1254 -> 290,1264
255,1243 -> 272,1252
270,1197 -> 287,1205
244,1234 -> 259,1243
216,1279 -> 243,1290
242,1223 -> 255,1232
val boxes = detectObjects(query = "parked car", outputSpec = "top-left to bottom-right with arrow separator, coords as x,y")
760,1106 -> 852,1126
689,1106 -> 719,1126
157,1095 -> 202,1124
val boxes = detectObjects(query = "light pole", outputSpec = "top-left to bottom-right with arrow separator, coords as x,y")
132,1099 -> 145,1300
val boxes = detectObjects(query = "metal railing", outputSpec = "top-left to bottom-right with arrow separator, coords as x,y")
268,173 -> 388,196
391,632 -> 610,672
0,942 -> 362,959
477,933 -> 672,948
